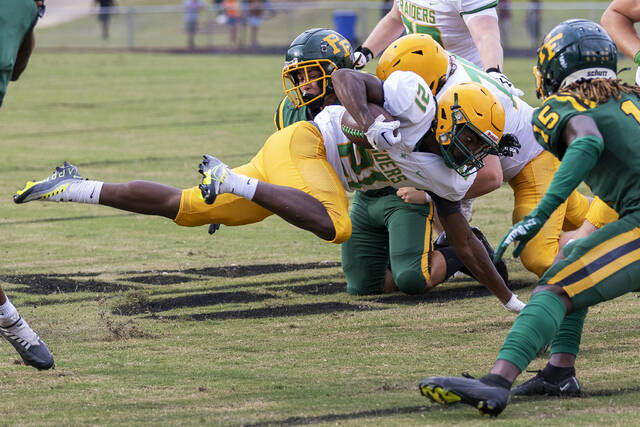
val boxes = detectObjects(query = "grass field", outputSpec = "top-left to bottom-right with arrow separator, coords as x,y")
1,52 -> 640,425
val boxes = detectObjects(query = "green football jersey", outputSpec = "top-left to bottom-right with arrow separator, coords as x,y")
532,91 -> 640,216
0,0 -> 38,107
273,96 -> 311,130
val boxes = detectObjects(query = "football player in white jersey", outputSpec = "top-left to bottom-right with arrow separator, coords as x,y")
13,78 -> 526,313
353,0 -> 521,96
368,33 -> 590,277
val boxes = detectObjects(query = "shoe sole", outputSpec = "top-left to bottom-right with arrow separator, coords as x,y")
420,382 -> 504,417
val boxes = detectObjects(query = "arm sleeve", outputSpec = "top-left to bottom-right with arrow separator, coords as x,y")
535,135 -> 604,220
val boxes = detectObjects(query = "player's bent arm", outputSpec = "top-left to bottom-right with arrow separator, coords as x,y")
332,68 -> 384,129
601,0 -> 640,59
466,15 -> 503,71
360,2 -> 405,57
462,155 -> 502,199
433,194 -> 514,305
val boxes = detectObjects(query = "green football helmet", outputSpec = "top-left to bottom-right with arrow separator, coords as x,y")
282,28 -> 355,109
534,19 -> 617,99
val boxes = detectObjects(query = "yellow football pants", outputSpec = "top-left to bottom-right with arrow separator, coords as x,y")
509,150 -> 590,277
174,121 -> 352,243
585,196 -> 619,228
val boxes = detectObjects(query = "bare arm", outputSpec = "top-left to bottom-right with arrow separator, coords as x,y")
361,3 -> 406,57
466,14 -> 504,71
463,155 -> 502,199
440,210 -> 513,304
601,0 -> 640,59
562,115 -> 604,148
331,68 -> 385,129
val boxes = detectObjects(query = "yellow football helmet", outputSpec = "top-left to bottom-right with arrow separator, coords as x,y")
376,33 -> 450,95
435,82 -> 505,177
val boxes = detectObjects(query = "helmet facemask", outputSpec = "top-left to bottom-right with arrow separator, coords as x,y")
438,95 -> 500,177
282,59 -> 336,109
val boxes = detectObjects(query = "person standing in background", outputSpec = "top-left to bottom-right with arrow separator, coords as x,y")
95,0 -> 116,40
183,0 -> 206,50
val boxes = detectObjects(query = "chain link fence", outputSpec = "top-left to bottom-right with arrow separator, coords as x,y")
35,2 -> 614,55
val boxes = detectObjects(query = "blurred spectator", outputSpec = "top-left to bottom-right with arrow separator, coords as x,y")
497,0 -> 512,48
223,0 -> 242,45
246,0 -> 264,46
526,0 -> 542,49
95,0 -> 115,40
183,0 -> 206,50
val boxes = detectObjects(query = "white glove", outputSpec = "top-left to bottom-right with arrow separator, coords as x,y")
635,66 -> 640,86
353,46 -> 373,70
365,114 -> 401,150
487,70 -> 524,97
503,293 -> 526,314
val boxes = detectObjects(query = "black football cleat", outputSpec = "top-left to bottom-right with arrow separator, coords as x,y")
511,371 -> 581,397
0,317 -> 54,370
419,376 -> 510,417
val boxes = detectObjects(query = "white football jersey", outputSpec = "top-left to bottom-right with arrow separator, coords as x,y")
438,56 -> 543,181
314,71 -> 475,201
395,0 -> 498,67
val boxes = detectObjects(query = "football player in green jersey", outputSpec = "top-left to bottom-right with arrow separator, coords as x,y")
0,0 -> 54,370
276,28 -> 508,297
418,19 -> 640,417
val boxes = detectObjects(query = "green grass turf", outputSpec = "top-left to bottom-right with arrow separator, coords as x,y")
0,52 -> 639,425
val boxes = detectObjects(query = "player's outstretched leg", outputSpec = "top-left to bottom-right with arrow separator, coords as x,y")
0,298 -> 54,370
419,376 -> 510,417
14,162 -> 86,203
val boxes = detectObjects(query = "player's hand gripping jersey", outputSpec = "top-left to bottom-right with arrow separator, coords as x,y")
314,70 -> 475,201
532,92 -> 640,217
395,0 -> 498,67
439,56 -> 543,181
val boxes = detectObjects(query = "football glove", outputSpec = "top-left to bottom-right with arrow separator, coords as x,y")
365,114 -> 401,150
353,46 -> 373,70
486,68 -> 524,97
494,214 -> 544,263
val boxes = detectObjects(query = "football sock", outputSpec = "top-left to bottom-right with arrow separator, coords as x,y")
435,246 -> 464,281
497,291 -> 567,371
219,169 -> 258,200
480,373 -> 512,390
541,363 -> 576,384
0,298 -> 20,327
549,308 -> 586,356
55,180 -> 103,204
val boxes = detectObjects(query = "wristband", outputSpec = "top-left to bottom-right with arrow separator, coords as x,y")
504,293 -> 526,313
635,50 -> 640,66
356,46 -> 374,61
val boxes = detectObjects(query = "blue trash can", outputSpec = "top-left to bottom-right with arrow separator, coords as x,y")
333,10 -> 358,44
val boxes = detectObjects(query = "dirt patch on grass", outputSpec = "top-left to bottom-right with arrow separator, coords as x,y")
114,291 -> 276,315
0,274 -> 130,295
156,302 -> 384,321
